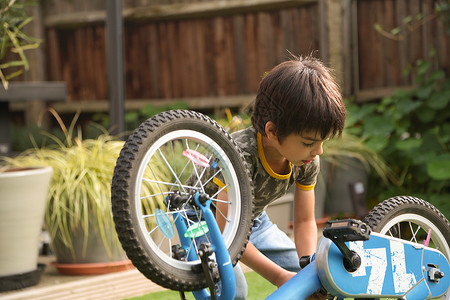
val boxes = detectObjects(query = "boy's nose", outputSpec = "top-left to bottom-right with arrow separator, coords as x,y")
312,142 -> 324,156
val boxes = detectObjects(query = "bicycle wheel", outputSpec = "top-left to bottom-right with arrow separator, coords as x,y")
363,195 -> 450,299
111,110 -> 254,291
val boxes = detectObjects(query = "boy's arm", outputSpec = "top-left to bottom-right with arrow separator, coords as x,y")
292,187 -> 318,258
217,190 -> 296,287
241,241 -> 296,287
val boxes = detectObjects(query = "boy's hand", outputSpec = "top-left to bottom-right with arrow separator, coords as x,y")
274,269 -> 296,287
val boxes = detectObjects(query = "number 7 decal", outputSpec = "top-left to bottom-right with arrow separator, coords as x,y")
350,241 -> 387,295
390,240 -> 416,293
349,240 -> 416,295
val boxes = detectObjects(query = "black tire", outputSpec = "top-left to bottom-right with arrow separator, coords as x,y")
363,196 -> 450,299
111,110 -> 254,291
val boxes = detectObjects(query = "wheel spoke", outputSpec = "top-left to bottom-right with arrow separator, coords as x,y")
201,168 -> 224,190
142,178 -> 195,191
191,153 -> 214,191
212,201 -> 231,223
158,148 -> 186,192
141,191 -> 172,201
147,161 -> 168,198
410,223 -> 421,244
387,228 -> 394,237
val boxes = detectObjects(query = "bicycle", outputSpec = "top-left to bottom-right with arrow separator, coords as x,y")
111,110 -> 450,299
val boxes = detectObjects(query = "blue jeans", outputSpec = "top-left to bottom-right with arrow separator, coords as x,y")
234,211 -> 300,299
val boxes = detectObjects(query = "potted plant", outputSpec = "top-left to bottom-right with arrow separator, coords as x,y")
1,111 -> 139,275
316,132 -> 396,220
0,165 -> 52,291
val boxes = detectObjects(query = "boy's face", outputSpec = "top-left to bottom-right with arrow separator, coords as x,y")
275,131 -> 325,166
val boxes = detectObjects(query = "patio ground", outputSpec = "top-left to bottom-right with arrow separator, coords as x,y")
0,255 -> 252,300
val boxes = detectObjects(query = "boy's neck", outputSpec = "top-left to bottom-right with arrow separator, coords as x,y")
261,135 -> 290,175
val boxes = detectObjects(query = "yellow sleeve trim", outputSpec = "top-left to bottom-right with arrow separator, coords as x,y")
213,177 -> 227,192
257,132 -> 292,180
296,182 -> 315,191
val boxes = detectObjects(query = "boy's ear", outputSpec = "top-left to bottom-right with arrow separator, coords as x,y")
264,121 -> 278,141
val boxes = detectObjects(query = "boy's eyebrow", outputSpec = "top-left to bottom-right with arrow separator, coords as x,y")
302,136 -> 329,142
302,136 -> 322,142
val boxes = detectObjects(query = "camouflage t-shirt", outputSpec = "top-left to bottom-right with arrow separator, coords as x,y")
231,126 -> 320,217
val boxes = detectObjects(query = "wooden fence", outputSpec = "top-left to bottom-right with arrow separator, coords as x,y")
44,1 -> 321,107
354,0 -> 450,101
9,0 -> 450,115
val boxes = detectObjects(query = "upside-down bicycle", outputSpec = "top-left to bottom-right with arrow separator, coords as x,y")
111,110 -> 450,299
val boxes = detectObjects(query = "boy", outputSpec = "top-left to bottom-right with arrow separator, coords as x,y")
229,55 -> 346,298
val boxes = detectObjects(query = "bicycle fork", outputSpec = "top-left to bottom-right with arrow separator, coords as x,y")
173,192 -> 236,300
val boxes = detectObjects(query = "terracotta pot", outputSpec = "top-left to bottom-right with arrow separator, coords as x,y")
51,260 -> 133,275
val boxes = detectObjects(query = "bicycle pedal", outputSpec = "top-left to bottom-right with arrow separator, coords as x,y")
323,219 -> 371,242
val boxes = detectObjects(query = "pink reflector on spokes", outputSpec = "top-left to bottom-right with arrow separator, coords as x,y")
182,149 -> 210,168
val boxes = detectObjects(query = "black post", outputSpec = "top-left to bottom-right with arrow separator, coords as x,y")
0,102 -> 11,155
105,0 -> 125,137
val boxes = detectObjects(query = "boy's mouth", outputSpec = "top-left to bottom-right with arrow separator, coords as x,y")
302,157 -> 316,164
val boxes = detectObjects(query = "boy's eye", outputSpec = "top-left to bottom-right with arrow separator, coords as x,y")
303,142 -> 314,147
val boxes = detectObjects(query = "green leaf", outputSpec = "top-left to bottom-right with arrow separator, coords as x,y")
391,27 -> 401,35
427,160 -> 450,180
365,135 -> 389,152
442,123 -> 450,137
417,107 -> 436,123
395,138 -> 422,151
403,16 -> 412,24
124,111 -> 139,123
416,84 -> 434,99
419,130 -> 443,151
417,60 -> 431,76
363,115 -> 395,136
395,119 -> 410,135
395,98 -> 421,115
430,70 -> 444,80
427,90 -> 450,109
428,48 -> 437,58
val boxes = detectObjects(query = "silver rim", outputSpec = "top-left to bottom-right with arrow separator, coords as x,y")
379,213 -> 450,259
134,129 -> 241,270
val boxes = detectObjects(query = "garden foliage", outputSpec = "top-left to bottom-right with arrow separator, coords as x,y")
346,52 -> 450,217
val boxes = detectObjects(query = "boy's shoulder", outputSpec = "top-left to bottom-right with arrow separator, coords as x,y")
230,126 -> 257,151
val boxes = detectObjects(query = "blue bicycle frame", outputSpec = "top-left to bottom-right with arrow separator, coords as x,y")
175,192 -> 236,300
186,195 -> 450,300
269,233 -> 450,299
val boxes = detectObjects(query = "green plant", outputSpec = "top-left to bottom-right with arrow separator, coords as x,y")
215,108 -> 252,133
374,0 -> 450,39
322,132 -> 396,186
1,110 -> 169,261
0,0 -> 40,89
346,52 -> 450,217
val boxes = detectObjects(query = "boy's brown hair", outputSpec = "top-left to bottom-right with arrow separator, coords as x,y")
251,55 -> 346,141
